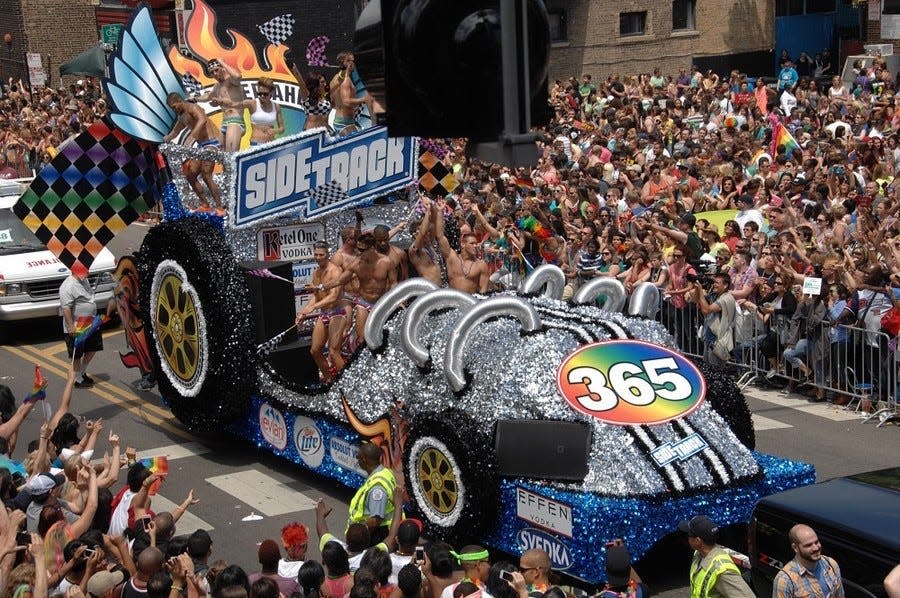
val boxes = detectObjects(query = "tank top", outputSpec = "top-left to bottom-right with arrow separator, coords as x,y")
322,574 -> 351,598
250,99 -> 278,126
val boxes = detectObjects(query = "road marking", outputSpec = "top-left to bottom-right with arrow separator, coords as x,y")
151,494 -> 214,534
748,391 -> 861,421
205,470 -> 318,517
138,442 -> 210,462
41,328 -> 125,358
8,342 -> 174,420
0,345 -> 198,442
751,413 -> 793,431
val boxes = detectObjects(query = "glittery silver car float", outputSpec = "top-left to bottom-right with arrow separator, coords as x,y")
137,174 -> 815,582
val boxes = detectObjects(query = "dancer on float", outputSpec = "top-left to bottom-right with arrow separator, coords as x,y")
196,59 -> 246,152
296,241 -> 347,384
289,63 -> 332,132
223,77 -> 284,146
164,93 -> 224,214
329,52 -> 373,136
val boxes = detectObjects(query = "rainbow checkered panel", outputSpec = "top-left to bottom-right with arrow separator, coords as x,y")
13,121 -> 160,270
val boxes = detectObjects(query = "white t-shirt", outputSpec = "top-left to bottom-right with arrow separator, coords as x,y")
389,552 -> 416,584
278,559 -> 303,580
108,489 -> 136,536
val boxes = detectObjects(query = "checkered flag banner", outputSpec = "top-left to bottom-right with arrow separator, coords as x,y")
258,14 -> 294,46
181,72 -> 202,97
306,35 -> 332,67
13,121 -> 160,270
310,179 -> 349,209
256,324 -> 295,355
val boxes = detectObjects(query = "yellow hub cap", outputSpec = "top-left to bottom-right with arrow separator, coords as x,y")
416,446 -> 458,514
155,273 -> 200,383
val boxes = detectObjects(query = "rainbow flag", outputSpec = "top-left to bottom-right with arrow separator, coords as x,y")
139,455 -> 169,495
23,365 -> 47,404
770,122 -> 801,159
72,315 -> 110,349
515,176 -> 535,191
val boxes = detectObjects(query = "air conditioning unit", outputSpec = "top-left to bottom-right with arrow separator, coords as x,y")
864,43 -> 893,56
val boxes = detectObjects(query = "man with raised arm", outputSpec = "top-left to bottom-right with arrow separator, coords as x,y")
329,52 -> 373,136
164,93 -> 223,213
197,60 -> 245,152
436,204 -> 489,294
408,198 -> 443,286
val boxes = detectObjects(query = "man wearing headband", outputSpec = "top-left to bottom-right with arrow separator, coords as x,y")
440,546 -> 490,598
347,442 -> 398,545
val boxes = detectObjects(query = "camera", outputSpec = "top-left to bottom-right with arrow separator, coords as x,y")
415,546 -> 425,561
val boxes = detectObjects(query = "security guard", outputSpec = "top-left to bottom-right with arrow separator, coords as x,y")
680,515 -> 754,598
347,442 -> 397,545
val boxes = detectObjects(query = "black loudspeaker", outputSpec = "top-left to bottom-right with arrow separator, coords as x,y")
493,420 -> 591,481
265,338 -> 320,388
240,260 -> 298,346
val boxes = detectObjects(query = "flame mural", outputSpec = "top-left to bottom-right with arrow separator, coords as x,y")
167,0 -> 295,85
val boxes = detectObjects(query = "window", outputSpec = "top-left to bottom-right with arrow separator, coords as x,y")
885,0 -> 900,13
672,0 -> 696,30
806,0 -> 835,13
548,9 -> 567,42
619,11 -> 646,36
775,0 -> 803,16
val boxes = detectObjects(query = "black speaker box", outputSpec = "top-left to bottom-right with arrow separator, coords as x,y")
240,260 -> 298,346
493,420 -> 591,481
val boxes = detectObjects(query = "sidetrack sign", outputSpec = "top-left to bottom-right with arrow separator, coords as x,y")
233,126 -> 417,227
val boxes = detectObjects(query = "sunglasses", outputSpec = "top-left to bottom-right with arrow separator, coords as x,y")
258,91 -> 271,97
602,251 -> 612,255
673,254 -> 685,258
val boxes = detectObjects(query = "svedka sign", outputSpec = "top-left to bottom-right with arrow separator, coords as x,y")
233,126 -> 416,227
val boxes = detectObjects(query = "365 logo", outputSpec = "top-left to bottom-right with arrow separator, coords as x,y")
293,416 -> 324,468
557,340 -> 706,425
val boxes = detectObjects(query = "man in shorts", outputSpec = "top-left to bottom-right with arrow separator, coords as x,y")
60,263 -> 103,388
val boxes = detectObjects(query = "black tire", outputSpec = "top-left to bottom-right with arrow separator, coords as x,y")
693,359 -> 756,450
403,410 -> 498,542
138,218 -> 256,432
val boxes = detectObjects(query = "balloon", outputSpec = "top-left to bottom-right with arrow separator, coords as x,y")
520,264 -> 566,299
400,289 -> 477,367
364,279 -> 437,350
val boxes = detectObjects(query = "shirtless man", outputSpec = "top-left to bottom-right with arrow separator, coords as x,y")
164,93 -> 223,213
321,232 -> 395,345
373,224 -> 408,282
407,199 -> 443,286
329,52 -> 373,136
198,60 -> 245,152
296,241 -> 347,384
436,208 -> 489,293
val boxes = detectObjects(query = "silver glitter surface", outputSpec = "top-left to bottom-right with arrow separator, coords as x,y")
261,285 -> 761,497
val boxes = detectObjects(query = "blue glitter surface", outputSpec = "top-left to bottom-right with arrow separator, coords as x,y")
228,395 -> 815,584
161,182 -> 225,230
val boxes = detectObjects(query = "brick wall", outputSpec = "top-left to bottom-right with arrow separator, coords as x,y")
0,1 -> 28,87
549,0 -> 775,81
20,0 -> 97,89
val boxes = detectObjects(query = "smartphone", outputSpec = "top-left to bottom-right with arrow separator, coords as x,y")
142,517 -> 152,532
415,547 -> 424,561
500,570 -> 514,582
84,548 -> 96,558
15,532 -> 29,546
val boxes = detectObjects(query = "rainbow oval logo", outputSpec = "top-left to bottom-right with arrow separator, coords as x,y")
557,340 -> 706,425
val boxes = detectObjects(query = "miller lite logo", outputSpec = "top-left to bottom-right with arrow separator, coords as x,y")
293,416 -> 324,468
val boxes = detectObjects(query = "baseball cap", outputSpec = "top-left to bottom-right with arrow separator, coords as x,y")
24,472 -> 65,496
605,545 -> 633,586
678,515 -> 719,544
791,176 -> 808,187
87,570 -> 125,598
736,194 -> 754,206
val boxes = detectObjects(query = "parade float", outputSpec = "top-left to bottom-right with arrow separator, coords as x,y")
13,2 -> 815,583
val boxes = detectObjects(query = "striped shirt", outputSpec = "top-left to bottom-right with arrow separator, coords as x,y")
773,556 -> 844,598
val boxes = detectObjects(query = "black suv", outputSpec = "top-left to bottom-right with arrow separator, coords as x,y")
749,467 -> 900,598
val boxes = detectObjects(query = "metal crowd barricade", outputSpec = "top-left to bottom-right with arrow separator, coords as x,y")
659,299 -> 899,425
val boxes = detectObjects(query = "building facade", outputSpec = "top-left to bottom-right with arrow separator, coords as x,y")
545,0 -> 776,80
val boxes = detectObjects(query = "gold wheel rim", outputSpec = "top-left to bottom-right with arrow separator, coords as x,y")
155,273 -> 200,383
416,446 -> 458,515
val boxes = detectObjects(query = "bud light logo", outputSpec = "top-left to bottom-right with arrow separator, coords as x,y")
259,403 -> 288,451
293,416 -> 324,468
516,528 -> 572,571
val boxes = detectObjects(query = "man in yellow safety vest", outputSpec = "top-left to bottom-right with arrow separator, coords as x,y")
680,515 -> 754,598
347,442 -> 398,545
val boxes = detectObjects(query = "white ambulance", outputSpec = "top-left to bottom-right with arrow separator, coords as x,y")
0,179 -> 116,343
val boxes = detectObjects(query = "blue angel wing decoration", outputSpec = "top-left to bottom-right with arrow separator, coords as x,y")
103,4 -> 185,143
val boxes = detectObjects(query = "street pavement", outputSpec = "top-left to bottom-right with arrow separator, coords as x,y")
1,222 -> 899,595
